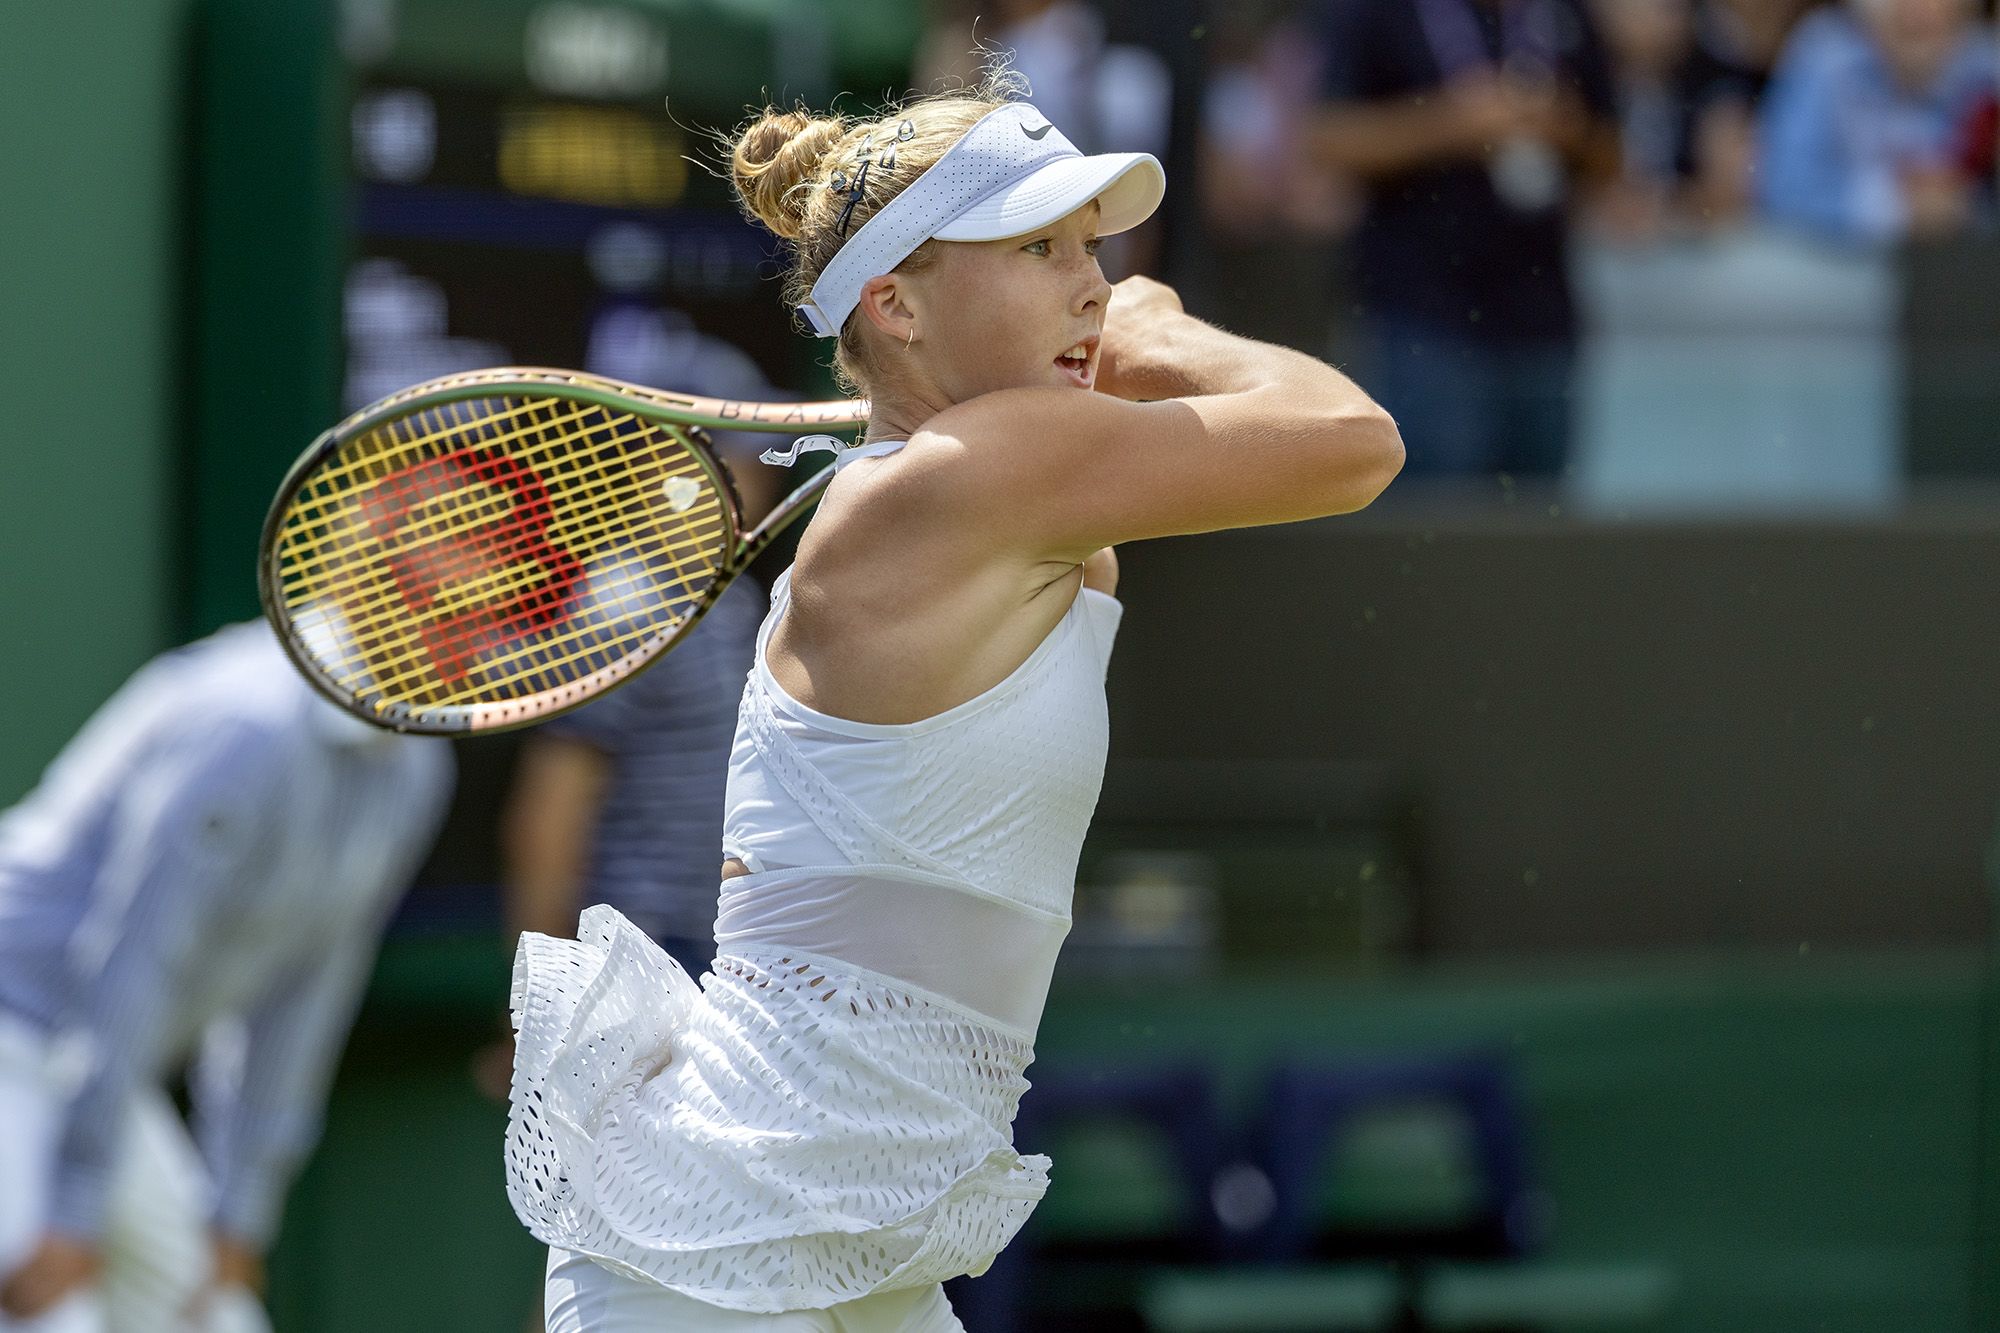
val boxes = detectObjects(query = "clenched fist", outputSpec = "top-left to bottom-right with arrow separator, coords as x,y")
1094,275 -> 1190,402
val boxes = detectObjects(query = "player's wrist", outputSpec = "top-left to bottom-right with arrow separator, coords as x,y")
1105,318 -> 1265,402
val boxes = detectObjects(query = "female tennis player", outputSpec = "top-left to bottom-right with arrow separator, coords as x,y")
505,74 -> 1403,1331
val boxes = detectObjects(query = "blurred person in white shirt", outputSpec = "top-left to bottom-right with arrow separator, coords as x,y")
0,623 -> 452,1332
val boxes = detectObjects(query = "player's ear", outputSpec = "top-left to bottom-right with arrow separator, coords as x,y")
855,274 -> 917,348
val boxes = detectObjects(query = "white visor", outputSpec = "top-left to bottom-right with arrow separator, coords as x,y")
795,101 -> 1164,338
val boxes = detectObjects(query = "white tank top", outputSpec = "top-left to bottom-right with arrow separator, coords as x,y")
505,438 -> 1126,1313
718,551 -> 1122,1035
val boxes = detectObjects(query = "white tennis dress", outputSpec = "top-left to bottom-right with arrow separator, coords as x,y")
506,440 -> 1124,1314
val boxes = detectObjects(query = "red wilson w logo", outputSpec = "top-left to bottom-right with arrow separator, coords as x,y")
361,448 -> 583,684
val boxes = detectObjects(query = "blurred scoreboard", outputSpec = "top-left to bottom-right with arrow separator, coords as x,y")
340,0 -> 839,410
188,0 -> 915,634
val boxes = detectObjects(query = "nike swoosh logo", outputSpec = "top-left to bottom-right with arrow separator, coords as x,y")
1022,122 -> 1053,140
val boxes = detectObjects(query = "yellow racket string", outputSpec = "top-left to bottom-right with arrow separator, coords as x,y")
279,397 -> 688,592
285,509 -> 724,688
276,417 -> 721,648
273,392 -> 740,709
277,423 -> 719,611
292,481 -> 724,702
280,507 -> 726,653
288,423 -> 725,699
283,393 -> 618,522
279,430 -> 724,643
282,395 -> 630,536
297,513 -> 728,696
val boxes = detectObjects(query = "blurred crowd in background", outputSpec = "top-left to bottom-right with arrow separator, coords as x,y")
1197,0 -> 1996,255
323,0 -> 2000,511
914,0 -> 1999,493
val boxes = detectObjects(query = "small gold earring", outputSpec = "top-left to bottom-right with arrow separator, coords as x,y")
905,327 -> 915,351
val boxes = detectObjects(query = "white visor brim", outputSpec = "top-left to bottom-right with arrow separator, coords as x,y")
931,151 -> 1165,242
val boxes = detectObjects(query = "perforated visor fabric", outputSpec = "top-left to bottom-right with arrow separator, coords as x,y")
798,102 -> 1164,337
930,151 -> 1161,241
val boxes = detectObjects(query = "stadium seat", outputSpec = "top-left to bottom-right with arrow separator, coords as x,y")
1418,1261 -> 1679,1329
1139,1266 -> 1404,1332
1248,1054 -> 1538,1263
954,1064 -> 1229,1331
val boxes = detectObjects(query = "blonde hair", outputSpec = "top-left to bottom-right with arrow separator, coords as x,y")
727,70 -> 1026,394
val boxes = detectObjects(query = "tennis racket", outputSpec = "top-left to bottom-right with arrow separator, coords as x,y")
259,367 -> 866,734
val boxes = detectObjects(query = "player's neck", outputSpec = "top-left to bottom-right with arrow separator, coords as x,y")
862,386 -> 948,446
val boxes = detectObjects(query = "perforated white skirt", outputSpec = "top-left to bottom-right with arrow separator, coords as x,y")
506,906 -> 1049,1314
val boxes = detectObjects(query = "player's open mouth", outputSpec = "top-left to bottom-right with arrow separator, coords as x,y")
1055,338 -> 1097,387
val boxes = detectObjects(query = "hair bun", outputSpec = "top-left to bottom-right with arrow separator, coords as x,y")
731,109 -> 846,240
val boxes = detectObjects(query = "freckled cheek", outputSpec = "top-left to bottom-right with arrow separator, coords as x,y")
934,320 -> 1021,396
937,270 -> 1069,387
958,292 -> 1042,367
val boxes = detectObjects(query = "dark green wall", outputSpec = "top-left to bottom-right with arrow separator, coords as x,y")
1109,508 -> 2000,956
184,0 -> 345,634
0,0 -> 192,801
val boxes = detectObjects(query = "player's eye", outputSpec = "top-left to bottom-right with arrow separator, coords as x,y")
1022,238 -> 1052,257
1084,237 -> 1103,256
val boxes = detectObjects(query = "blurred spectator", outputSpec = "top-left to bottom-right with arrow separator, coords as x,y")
1587,0 -> 1761,239
496,581 -> 762,984
0,622 -> 451,1331
581,300 -> 790,521
1201,1 -> 1359,242
1310,0 -> 1623,478
1758,0 -> 1999,244
1703,0 -> 1828,84
918,0 -> 1173,275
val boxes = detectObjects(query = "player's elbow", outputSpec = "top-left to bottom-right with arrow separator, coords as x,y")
1317,406 -> 1403,514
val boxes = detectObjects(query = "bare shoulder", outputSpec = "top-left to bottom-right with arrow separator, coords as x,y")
885,387 -> 1183,521
885,380 -> 1399,565
918,387 -> 1178,480
767,423 -> 1098,725
863,389 -> 1167,571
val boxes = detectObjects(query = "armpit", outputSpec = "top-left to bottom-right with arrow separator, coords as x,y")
1082,546 -> 1119,595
